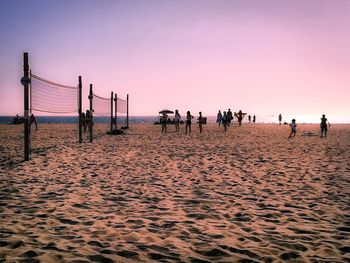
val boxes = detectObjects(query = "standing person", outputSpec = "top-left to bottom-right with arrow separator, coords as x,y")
30,113 -> 38,131
81,112 -> 87,133
278,114 -> 282,125
320,114 -> 331,138
237,110 -> 246,126
227,109 -> 233,126
185,111 -> 194,134
216,110 -> 222,127
222,111 -> 228,132
174,109 -> 181,133
198,112 -> 203,133
288,119 -> 297,138
248,115 -> 251,123
252,115 -> 256,123
160,112 -> 168,134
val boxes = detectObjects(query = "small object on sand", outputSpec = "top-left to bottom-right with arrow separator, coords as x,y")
302,131 -> 317,136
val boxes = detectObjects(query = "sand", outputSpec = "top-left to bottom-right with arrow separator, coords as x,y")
0,122 -> 349,262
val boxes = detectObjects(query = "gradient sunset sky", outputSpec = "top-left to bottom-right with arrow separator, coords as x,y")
0,0 -> 349,122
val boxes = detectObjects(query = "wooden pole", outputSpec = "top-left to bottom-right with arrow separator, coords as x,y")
89,84 -> 93,142
127,94 -> 129,129
29,70 -> 32,115
114,94 -> 118,130
21,53 -> 30,161
78,76 -> 82,143
110,91 -> 113,132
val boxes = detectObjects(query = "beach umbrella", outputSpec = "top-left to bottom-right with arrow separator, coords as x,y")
159,109 -> 174,114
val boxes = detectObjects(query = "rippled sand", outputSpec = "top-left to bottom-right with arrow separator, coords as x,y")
0,123 -> 349,262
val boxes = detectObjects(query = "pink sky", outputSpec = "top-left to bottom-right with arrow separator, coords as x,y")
0,0 -> 349,122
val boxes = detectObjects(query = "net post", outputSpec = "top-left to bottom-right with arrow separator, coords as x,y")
110,91 -> 114,132
29,70 -> 32,115
89,84 -> 93,142
127,94 -> 129,129
22,52 -> 30,161
114,94 -> 118,130
78,76 -> 82,143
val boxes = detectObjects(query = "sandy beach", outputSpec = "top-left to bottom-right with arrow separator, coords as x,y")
0,123 -> 349,262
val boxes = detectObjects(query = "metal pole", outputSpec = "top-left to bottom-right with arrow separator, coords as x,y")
110,91 -> 113,132
114,94 -> 118,130
127,94 -> 129,129
78,76 -> 82,143
89,84 -> 93,142
21,53 -> 30,161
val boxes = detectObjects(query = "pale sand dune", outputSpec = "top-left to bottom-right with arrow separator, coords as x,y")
0,123 -> 349,262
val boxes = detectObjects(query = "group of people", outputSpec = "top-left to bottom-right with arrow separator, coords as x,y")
216,109 -> 255,131
81,110 -> 93,133
288,114 -> 331,138
160,110 -> 204,134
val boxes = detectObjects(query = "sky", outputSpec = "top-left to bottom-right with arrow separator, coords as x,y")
0,0 -> 349,122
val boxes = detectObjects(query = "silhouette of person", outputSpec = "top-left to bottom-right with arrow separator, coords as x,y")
216,110 -> 222,127
30,113 -> 38,131
320,114 -> 331,138
198,112 -> 203,133
252,115 -> 256,123
288,119 -> 297,138
248,115 -> 251,122
227,109 -> 233,126
174,109 -> 181,133
237,110 -> 246,126
222,111 -> 228,131
81,112 -> 87,133
278,114 -> 282,125
185,111 -> 194,134
160,112 -> 168,134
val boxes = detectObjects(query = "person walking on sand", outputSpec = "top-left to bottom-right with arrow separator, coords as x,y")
237,110 -> 246,126
30,113 -> 38,131
160,112 -> 168,134
198,111 -> 203,133
248,115 -> 251,123
174,109 -> 181,133
252,115 -> 256,123
222,111 -> 228,131
288,119 -> 297,138
185,111 -> 194,134
216,110 -> 222,127
278,114 -> 282,125
227,109 -> 233,126
320,114 -> 331,138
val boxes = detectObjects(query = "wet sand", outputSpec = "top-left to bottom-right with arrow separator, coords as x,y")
0,123 -> 349,262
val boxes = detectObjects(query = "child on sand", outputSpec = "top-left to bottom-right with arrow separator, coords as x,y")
288,119 -> 297,138
198,112 -> 203,133
185,111 -> 194,134
160,112 -> 168,134
174,110 -> 181,133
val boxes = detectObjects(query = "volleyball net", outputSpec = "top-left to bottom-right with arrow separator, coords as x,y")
114,95 -> 129,129
30,73 -> 79,114
92,93 -> 111,116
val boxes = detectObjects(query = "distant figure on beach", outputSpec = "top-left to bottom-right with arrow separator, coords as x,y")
236,110 -> 246,126
81,112 -> 87,132
30,113 -> 38,131
185,111 -> 194,134
320,114 -> 331,138
12,114 -> 23,124
198,112 -> 203,133
222,111 -> 228,131
216,110 -> 222,127
248,115 -> 251,123
288,119 -> 297,138
252,115 -> 256,123
160,112 -> 168,134
174,110 -> 181,133
227,109 -> 233,126
85,110 -> 93,131
278,114 -> 282,125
